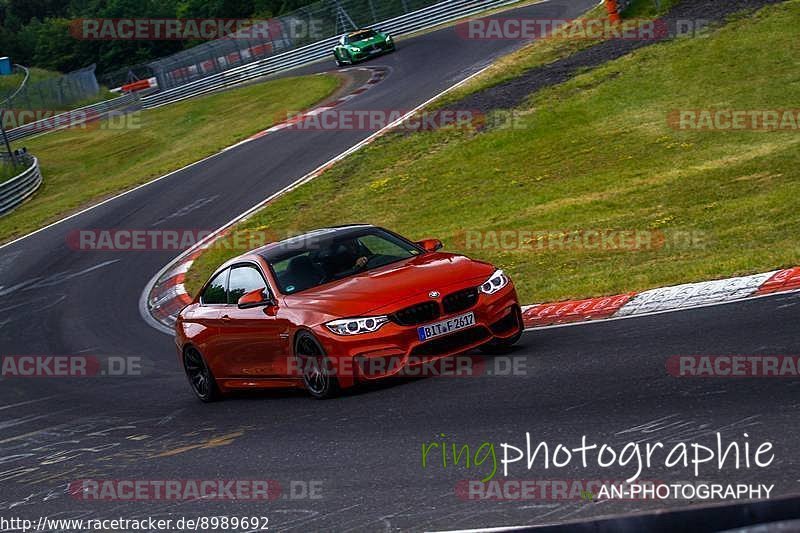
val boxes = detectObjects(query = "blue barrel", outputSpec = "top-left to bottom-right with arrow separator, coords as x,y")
0,57 -> 12,75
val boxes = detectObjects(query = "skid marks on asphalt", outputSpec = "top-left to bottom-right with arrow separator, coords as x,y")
0,260 -> 119,337
0,250 -> 21,274
0,406 -> 254,510
0,260 -> 120,298
150,195 -> 220,227
153,429 -> 247,458
615,413 -> 763,443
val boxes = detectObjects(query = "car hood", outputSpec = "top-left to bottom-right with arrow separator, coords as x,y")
349,34 -> 386,48
282,252 -> 495,319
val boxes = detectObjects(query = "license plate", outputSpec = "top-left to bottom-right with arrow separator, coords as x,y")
417,312 -> 475,341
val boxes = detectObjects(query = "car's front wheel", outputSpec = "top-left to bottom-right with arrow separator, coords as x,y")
183,347 -> 221,402
479,308 -> 524,354
334,51 -> 345,67
295,332 -> 340,399
479,331 -> 522,354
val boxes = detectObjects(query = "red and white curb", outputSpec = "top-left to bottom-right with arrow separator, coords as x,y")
147,262 -> 800,334
141,62 -> 498,335
146,250 -> 201,328
521,267 -> 800,328
140,57 -> 800,335
222,66 -> 388,151
141,67 -> 393,334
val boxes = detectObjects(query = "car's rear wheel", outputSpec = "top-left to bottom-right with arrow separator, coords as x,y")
295,332 -> 340,399
183,347 -> 221,402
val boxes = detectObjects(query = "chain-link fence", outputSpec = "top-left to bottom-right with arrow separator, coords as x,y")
1,65 -> 101,112
147,0 -> 449,90
98,64 -> 159,92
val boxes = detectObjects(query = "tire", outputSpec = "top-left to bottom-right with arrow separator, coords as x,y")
334,51 -> 345,67
295,331 -> 340,399
183,346 -> 221,402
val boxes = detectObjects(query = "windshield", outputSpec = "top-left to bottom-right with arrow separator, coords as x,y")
348,29 -> 377,42
267,229 -> 421,294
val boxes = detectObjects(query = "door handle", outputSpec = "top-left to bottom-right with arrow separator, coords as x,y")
221,314 -> 231,320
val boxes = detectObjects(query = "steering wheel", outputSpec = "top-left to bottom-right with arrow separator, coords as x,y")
361,253 -> 385,269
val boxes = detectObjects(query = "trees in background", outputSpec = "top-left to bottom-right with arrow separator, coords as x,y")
0,0 -> 316,75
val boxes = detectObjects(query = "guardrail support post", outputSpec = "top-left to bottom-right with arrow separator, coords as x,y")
604,0 -> 622,23
0,110 -> 14,163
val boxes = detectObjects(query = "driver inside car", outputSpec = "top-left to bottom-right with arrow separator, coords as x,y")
325,239 -> 370,278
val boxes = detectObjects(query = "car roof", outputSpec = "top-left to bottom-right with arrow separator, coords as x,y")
251,224 -> 375,262
347,29 -> 376,37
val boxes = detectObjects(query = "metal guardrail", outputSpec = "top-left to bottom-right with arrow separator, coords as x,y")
6,0 -> 520,135
0,65 -> 31,108
5,92 -> 140,143
140,0 -> 520,109
0,154 -> 42,217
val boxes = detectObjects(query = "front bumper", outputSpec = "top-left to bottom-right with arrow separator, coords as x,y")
312,283 -> 521,387
348,42 -> 394,60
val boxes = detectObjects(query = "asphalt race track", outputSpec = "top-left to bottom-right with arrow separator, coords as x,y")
2,0 -> 799,530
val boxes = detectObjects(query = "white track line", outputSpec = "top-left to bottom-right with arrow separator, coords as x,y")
140,62 -> 496,335
0,67 -> 368,252
0,151 -> 227,252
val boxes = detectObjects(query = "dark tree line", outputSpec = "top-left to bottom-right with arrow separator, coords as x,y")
0,0 -> 318,75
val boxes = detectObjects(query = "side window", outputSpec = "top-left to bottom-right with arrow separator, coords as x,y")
201,269 -> 228,305
228,265 -> 267,304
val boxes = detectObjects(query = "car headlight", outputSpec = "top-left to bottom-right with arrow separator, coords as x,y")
348,46 -> 361,52
480,269 -> 509,295
326,316 -> 389,335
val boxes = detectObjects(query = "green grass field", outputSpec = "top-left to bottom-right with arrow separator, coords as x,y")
0,160 -> 30,182
185,1 -> 800,303
0,67 -> 58,94
0,73 -> 340,243
435,0 -> 679,108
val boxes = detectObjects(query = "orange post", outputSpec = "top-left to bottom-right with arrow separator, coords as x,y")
604,0 -> 622,23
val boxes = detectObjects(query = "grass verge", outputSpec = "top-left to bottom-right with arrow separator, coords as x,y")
184,1 -> 800,303
1,67 -> 117,112
0,161 -> 30,182
0,67 -> 58,95
434,0 -> 680,109
1,73 -> 340,243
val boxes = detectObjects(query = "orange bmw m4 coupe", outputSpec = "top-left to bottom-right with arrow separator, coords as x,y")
175,225 -> 522,401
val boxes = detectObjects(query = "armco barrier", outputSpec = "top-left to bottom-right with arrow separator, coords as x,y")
7,0 -> 520,133
0,65 -> 31,108
0,154 -> 42,216
140,0 -> 520,109
5,92 -> 140,143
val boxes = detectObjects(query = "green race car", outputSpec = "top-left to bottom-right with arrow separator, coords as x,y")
333,28 -> 395,66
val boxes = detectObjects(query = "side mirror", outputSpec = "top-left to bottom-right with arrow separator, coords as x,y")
416,238 -> 443,253
237,288 -> 274,309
